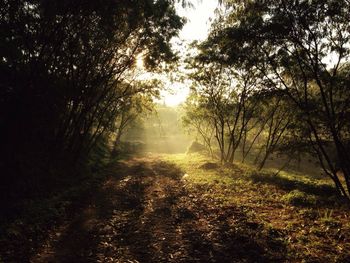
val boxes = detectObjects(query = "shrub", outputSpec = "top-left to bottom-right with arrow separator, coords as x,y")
282,190 -> 317,206
186,141 -> 206,154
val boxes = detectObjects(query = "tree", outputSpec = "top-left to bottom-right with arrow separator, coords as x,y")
0,0 -> 184,197
254,92 -> 293,170
185,49 -> 260,163
182,91 -> 216,157
205,0 -> 350,199
112,81 -> 158,152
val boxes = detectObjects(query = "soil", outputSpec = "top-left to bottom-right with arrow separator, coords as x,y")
31,155 -> 286,263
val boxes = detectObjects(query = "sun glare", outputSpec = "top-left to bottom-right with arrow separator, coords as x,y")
136,55 -> 144,69
160,83 -> 189,107
163,93 -> 183,106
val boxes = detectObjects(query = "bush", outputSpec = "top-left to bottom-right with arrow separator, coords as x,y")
199,162 -> 219,170
282,190 -> 317,206
186,141 -> 206,154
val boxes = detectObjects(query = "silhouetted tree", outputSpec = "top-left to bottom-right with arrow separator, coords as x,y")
0,0 -> 184,198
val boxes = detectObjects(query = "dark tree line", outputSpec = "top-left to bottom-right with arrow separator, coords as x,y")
0,0 -> 184,200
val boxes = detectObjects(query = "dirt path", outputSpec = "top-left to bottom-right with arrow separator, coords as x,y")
32,156 -> 286,263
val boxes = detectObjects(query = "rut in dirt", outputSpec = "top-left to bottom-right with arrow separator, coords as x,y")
33,156 -> 287,263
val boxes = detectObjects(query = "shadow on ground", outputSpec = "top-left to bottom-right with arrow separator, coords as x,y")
32,156 -> 288,263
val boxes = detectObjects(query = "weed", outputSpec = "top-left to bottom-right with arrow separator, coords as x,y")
319,209 -> 333,221
317,209 -> 341,227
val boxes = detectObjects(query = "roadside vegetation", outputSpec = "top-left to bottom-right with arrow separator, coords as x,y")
164,153 -> 350,262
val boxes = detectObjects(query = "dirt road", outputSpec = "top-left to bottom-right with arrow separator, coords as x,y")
32,156 -> 285,263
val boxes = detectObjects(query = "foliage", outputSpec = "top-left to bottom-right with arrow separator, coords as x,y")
111,81 -> 158,153
187,0 -> 350,200
186,141 -> 207,154
282,190 -> 317,206
184,54 -> 265,163
0,0 -> 184,199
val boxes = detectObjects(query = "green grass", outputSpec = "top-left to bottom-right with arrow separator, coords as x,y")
163,153 -> 238,185
163,153 -> 340,205
162,152 -> 350,262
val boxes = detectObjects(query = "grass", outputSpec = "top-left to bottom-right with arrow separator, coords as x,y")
249,170 -> 337,197
162,153 -> 350,262
163,153 -> 238,185
163,153 -> 341,206
3,151 -> 349,262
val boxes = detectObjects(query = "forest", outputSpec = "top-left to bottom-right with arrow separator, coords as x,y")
1,0 -> 350,262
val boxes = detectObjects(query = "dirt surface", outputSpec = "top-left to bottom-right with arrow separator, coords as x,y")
31,156 -> 286,263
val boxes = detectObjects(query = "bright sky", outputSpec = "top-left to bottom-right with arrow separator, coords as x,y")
160,0 -> 218,107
